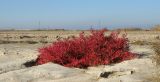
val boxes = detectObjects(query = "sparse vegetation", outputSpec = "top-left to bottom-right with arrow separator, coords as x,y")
151,25 -> 160,31
0,40 -> 18,44
131,40 -> 152,45
20,35 -> 35,39
152,42 -> 160,66
147,42 -> 160,82
148,75 -> 160,82
24,41 -> 38,44
115,27 -> 144,31
0,40 -> 39,44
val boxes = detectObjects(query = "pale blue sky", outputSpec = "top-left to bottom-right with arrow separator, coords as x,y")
0,0 -> 160,29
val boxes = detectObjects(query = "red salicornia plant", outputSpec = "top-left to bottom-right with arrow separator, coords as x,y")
36,29 -> 136,68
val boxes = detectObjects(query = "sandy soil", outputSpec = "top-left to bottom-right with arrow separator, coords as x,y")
0,30 -> 159,82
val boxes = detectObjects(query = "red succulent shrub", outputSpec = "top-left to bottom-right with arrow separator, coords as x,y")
36,29 -> 136,68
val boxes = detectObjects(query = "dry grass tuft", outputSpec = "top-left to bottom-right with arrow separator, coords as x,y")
131,40 -> 152,45
152,42 -> 160,66
147,42 -> 160,82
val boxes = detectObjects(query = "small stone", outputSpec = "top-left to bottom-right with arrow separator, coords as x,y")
131,70 -> 135,74
100,72 -> 113,78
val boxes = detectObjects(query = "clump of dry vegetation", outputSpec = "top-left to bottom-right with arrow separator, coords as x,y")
132,41 -> 160,82
151,25 -> 160,31
152,42 -> 160,66
0,40 -> 39,44
148,42 -> 160,82
115,27 -> 144,31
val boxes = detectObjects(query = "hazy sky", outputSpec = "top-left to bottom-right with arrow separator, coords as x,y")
0,0 -> 160,29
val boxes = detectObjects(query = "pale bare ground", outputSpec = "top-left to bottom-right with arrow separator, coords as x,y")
0,30 -> 159,82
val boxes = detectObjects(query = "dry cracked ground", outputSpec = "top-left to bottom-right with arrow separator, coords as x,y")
0,30 -> 159,82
